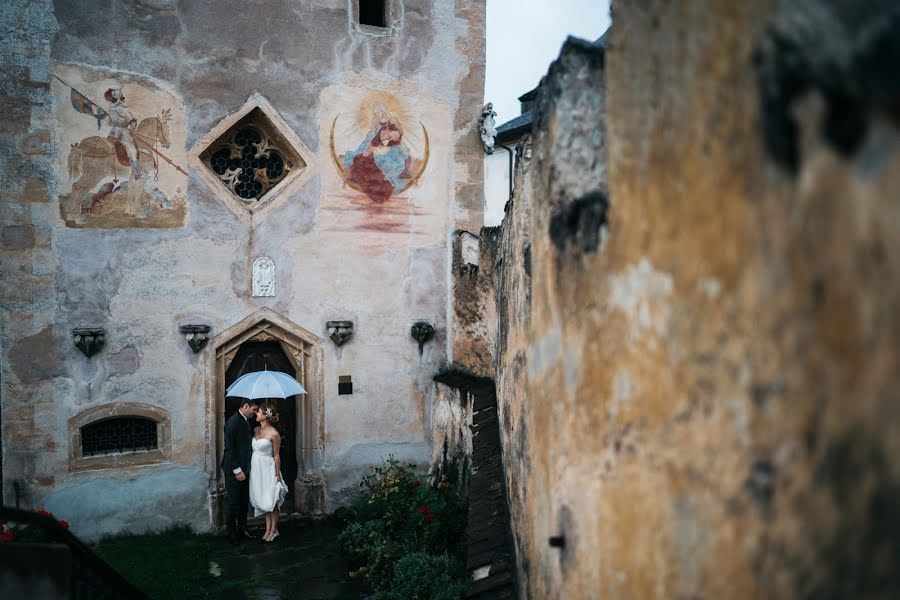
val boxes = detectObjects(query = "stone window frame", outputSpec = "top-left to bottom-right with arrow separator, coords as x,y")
68,403 -> 172,472
349,0 -> 399,36
188,93 -> 318,223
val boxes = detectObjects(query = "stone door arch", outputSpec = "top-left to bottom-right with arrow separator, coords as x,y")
207,308 -> 324,521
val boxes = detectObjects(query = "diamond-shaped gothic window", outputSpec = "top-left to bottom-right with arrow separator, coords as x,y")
190,94 -> 316,220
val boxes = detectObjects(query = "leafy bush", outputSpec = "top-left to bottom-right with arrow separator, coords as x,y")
372,552 -> 467,600
337,457 -> 468,597
338,519 -> 406,589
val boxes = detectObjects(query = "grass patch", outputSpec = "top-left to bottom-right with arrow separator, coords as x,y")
90,520 -> 361,599
92,524 -> 218,599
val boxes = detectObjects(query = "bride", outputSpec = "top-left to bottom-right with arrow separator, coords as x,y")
249,400 -> 288,542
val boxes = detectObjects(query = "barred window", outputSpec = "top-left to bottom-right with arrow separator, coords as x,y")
81,417 -> 158,457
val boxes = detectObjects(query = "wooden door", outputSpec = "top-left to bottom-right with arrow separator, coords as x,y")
224,341 -> 298,511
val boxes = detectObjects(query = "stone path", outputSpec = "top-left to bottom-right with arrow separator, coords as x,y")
208,517 -> 364,600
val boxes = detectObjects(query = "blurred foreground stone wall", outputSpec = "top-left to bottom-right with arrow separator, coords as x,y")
481,2 -> 900,597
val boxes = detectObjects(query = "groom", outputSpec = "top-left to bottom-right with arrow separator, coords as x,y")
222,399 -> 259,544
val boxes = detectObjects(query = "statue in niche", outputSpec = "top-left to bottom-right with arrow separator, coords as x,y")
479,103 -> 497,154
329,94 -> 429,204
252,257 -> 275,297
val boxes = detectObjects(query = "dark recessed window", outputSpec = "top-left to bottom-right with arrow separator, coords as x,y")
359,0 -> 387,27
81,417 -> 158,457
338,375 -> 353,395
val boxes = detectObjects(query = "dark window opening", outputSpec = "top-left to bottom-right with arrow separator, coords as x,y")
81,417 -> 158,457
338,375 -> 353,395
359,0 -> 387,27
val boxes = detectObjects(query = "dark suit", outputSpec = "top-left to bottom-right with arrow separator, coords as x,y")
222,411 -> 253,540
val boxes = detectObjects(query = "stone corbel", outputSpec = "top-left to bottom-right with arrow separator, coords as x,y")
410,322 -> 435,355
179,324 -> 211,353
326,321 -> 354,346
72,328 -> 105,358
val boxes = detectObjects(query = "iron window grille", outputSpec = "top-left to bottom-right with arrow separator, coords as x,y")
81,417 -> 158,457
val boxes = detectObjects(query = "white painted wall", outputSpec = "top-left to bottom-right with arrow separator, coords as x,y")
484,148 -> 512,227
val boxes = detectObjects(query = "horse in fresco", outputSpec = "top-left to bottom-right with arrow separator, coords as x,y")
67,110 -> 172,215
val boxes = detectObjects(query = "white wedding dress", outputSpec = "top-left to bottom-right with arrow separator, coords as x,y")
249,437 -> 287,516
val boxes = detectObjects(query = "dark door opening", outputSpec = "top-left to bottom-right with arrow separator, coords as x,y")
224,341 -> 298,512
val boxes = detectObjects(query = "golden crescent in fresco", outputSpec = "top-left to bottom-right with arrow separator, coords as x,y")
330,113 -> 430,196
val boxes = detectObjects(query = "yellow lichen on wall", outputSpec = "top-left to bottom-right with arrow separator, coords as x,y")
489,1 -> 900,598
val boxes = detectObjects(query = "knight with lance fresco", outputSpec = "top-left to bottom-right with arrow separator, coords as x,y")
103,87 -> 143,180
59,75 -> 186,219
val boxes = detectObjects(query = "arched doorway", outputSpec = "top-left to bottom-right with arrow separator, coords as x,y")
224,341 -> 299,510
207,308 -> 324,525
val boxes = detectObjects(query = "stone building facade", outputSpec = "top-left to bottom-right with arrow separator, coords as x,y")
0,0 -> 485,540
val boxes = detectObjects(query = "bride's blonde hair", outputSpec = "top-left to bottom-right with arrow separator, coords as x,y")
259,400 -> 280,424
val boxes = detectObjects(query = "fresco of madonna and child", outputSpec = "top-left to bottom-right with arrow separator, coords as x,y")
330,100 -> 429,204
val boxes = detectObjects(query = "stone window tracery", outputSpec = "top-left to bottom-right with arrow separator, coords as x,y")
189,94 -> 317,220
199,108 -> 305,205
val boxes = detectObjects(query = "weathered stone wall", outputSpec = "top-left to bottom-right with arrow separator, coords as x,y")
450,226 -> 499,376
488,2 -> 900,597
0,0 -> 485,540
0,0 -> 65,513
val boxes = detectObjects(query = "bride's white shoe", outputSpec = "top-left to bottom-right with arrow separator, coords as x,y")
267,531 -> 279,542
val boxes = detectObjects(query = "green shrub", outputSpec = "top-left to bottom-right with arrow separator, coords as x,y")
337,457 -> 468,596
337,520 -> 384,566
337,519 -> 405,589
372,552 -> 467,600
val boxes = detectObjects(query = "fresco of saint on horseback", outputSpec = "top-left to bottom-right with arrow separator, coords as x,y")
57,75 -> 187,218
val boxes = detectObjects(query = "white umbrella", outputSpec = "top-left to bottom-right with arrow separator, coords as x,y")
226,369 -> 306,400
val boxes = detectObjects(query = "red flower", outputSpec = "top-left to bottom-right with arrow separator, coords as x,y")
58,520 -> 70,529
418,505 -> 428,514
426,513 -> 434,522
410,481 -> 421,489
35,508 -> 53,517
0,530 -> 14,543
